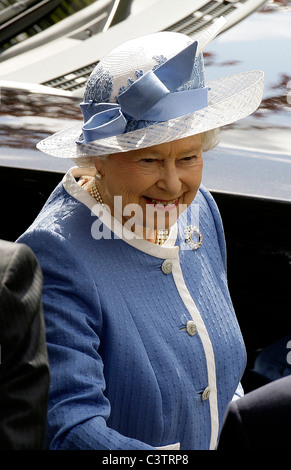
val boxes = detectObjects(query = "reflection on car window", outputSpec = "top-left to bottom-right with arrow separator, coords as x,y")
0,0 -> 97,52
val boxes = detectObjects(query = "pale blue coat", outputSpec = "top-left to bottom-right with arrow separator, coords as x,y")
18,168 -> 246,450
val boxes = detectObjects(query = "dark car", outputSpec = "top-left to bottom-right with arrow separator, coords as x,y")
0,0 -> 132,57
0,0 -> 290,393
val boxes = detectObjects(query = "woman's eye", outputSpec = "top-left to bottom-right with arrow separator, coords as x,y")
183,155 -> 196,161
141,158 -> 157,163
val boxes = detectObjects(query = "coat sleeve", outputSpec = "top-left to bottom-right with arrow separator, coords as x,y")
18,229 -> 155,450
198,185 -> 227,270
0,240 -> 49,450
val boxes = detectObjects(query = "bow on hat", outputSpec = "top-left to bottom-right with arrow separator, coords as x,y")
77,39 -> 209,144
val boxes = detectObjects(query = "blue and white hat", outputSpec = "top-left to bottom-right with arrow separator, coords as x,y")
37,17 -> 264,159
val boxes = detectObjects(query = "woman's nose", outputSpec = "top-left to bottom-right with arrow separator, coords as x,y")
156,164 -> 182,195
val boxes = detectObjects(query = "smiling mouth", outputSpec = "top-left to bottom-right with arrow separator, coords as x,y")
143,196 -> 180,207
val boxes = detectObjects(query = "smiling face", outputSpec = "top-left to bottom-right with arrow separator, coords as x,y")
94,134 -> 203,236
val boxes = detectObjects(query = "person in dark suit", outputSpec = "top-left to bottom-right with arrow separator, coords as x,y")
217,375 -> 291,450
0,240 -> 50,450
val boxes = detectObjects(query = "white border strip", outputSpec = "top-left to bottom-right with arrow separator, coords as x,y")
172,258 -> 219,450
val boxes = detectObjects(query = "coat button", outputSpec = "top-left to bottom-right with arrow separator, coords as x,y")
202,386 -> 210,401
161,259 -> 173,274
186,320 -> 197,336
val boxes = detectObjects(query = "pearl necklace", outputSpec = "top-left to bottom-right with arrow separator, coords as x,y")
88,178 -> 169,245
155,229 -> 169,245
89,178 -> 104,205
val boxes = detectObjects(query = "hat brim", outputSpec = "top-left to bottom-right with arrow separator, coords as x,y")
37,70 -> 264,159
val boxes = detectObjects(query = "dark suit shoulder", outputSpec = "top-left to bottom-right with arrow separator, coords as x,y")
233,376 -> 291,415
0,240 -> 49,449
218,376 -> 291,450
0,240 -> 43,350
0,240 -> 39,286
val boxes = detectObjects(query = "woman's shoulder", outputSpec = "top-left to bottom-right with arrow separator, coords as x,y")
28,182 -> 89,233
193,184 -> 223,228
17,180 -> 94,259
196,184 -> 220,212
192,184 -> 226,265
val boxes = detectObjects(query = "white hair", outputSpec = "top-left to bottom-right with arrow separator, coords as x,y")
201,127 -> 220,152
72,128 -> 220,169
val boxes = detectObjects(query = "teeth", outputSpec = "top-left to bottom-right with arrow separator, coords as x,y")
148,197 -> 178,206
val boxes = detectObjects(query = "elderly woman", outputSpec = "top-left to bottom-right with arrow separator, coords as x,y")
18,18 -> 264,450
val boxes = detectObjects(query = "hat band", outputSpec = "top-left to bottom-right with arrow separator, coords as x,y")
77,39 -> 209,145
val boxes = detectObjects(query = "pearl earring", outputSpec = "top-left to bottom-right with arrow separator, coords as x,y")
95,171 -> 102,181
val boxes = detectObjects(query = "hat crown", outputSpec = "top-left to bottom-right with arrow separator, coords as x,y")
84,32 -> 205,107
